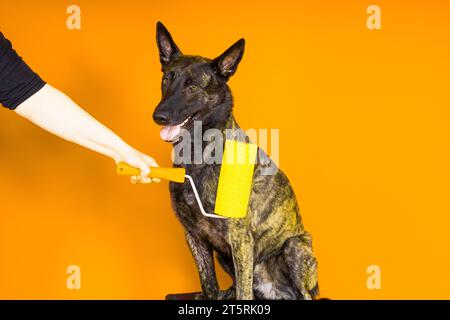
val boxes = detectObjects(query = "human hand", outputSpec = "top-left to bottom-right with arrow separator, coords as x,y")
115,146 -> 160,184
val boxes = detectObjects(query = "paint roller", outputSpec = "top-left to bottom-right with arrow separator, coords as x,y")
117,140 -> 258,219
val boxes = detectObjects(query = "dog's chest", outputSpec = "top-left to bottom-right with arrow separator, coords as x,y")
170,167 -> 231,254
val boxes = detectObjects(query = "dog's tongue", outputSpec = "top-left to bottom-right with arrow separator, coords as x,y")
160,124 -> 181,141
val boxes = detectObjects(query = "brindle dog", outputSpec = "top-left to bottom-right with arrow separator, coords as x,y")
152,22 -> 318,300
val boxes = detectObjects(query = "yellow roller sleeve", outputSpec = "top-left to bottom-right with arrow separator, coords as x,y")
214,140 -> 258,218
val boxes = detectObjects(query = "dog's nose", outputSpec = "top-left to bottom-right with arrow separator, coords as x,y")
153,111 -> 170,125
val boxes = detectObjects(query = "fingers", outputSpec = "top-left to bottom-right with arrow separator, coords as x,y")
130,175 -> 161,184
138,162 -> 151,178
142,154 -> 159,167
131,175 -> 153,184
137,153 -> 160,183
115,147 -> 161,184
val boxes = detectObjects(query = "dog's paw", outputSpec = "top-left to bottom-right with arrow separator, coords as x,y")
193,292 -> 206,300
193,291 -> 234,300
218,287 -> 236,300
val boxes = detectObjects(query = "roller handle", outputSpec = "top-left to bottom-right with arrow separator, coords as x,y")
117,162 -> 186,183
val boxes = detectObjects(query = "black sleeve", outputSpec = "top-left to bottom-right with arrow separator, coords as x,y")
0,32 -> 46,110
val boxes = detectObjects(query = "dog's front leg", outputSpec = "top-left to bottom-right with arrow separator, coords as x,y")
229,219 -> 254,300
185,231 -> 219,299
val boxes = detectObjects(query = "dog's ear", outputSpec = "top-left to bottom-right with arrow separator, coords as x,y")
212,39 -> 245,80
156,21 -> 182,69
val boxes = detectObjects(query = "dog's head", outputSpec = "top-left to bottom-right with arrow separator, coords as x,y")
153,22 -> 245,142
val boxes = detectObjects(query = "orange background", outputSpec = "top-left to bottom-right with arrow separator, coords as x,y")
0,0 -> 449,299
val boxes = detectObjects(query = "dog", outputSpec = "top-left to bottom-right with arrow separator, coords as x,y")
152,22 -> 318,300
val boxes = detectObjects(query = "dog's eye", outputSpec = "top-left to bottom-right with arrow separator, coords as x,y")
162,77 -> 169,85
189,83 -> 198,91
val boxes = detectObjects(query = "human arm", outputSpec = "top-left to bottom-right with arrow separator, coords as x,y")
14,84 -> 158,181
